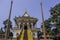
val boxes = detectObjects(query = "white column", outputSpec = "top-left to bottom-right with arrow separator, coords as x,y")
27,22 -> 30,29
31,23 -> 33,29
19,23 -> 21,29
23,23 -> 25,29
34,32 -> 37,38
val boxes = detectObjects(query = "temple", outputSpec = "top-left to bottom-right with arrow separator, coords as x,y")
12,11 -> 40,40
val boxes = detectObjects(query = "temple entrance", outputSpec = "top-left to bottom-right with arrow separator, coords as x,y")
24,25 -> 28,40
24,25 -> 27,30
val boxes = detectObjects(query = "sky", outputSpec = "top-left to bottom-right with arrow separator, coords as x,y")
0,0 -> 60,28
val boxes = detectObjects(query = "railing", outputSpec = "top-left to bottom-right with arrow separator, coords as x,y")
17,28 -> 33,40
18,29 -> 24,40
27,28 -> 33,40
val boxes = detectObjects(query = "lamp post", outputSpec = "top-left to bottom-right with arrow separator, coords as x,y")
5,0 -> 13,40
40,0 -> 47,40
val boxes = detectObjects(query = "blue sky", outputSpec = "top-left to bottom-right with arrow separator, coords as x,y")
0,0 -> 60,28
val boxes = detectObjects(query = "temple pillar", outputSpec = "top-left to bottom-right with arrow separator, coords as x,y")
27,22 -> 30,29
23,23 -> 25,29
31,23 -> 33,29
18,23 -> 21,29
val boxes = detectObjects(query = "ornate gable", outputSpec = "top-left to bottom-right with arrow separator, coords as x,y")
22,11 -> 30,17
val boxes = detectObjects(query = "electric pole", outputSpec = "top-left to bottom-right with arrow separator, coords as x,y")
40,0 -> 47,40
5,0 -> 13,40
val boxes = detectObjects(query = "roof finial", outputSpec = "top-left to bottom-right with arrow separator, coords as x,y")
25,8 -> 28,13
22,9 -> 30,17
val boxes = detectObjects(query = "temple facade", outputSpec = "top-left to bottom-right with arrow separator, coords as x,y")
12,11 -> 40,40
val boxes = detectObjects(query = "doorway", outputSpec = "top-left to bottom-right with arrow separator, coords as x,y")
24,25 -> 28,40
24,25 -> 27,30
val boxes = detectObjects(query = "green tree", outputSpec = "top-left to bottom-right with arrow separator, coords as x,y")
3,19 -> 12,30
37,31 -> 42,40
3,19 -> 13,39
0,28 -> 5,34
50,3 -> 60,29
41,3 -> 60,39
41,18 -> 52,35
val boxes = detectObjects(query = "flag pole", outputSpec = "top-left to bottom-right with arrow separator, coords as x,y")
5,0 -> 13,40
40,0 -> 47,40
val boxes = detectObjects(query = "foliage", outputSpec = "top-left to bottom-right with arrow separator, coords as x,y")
41,3 -> 60,36
41,18 -> 52,35
3,19 -> 13,38
50,3 -> 60,29
3,19 -> 12,29
37,31 -> 43,39
0,28 -> 5,34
